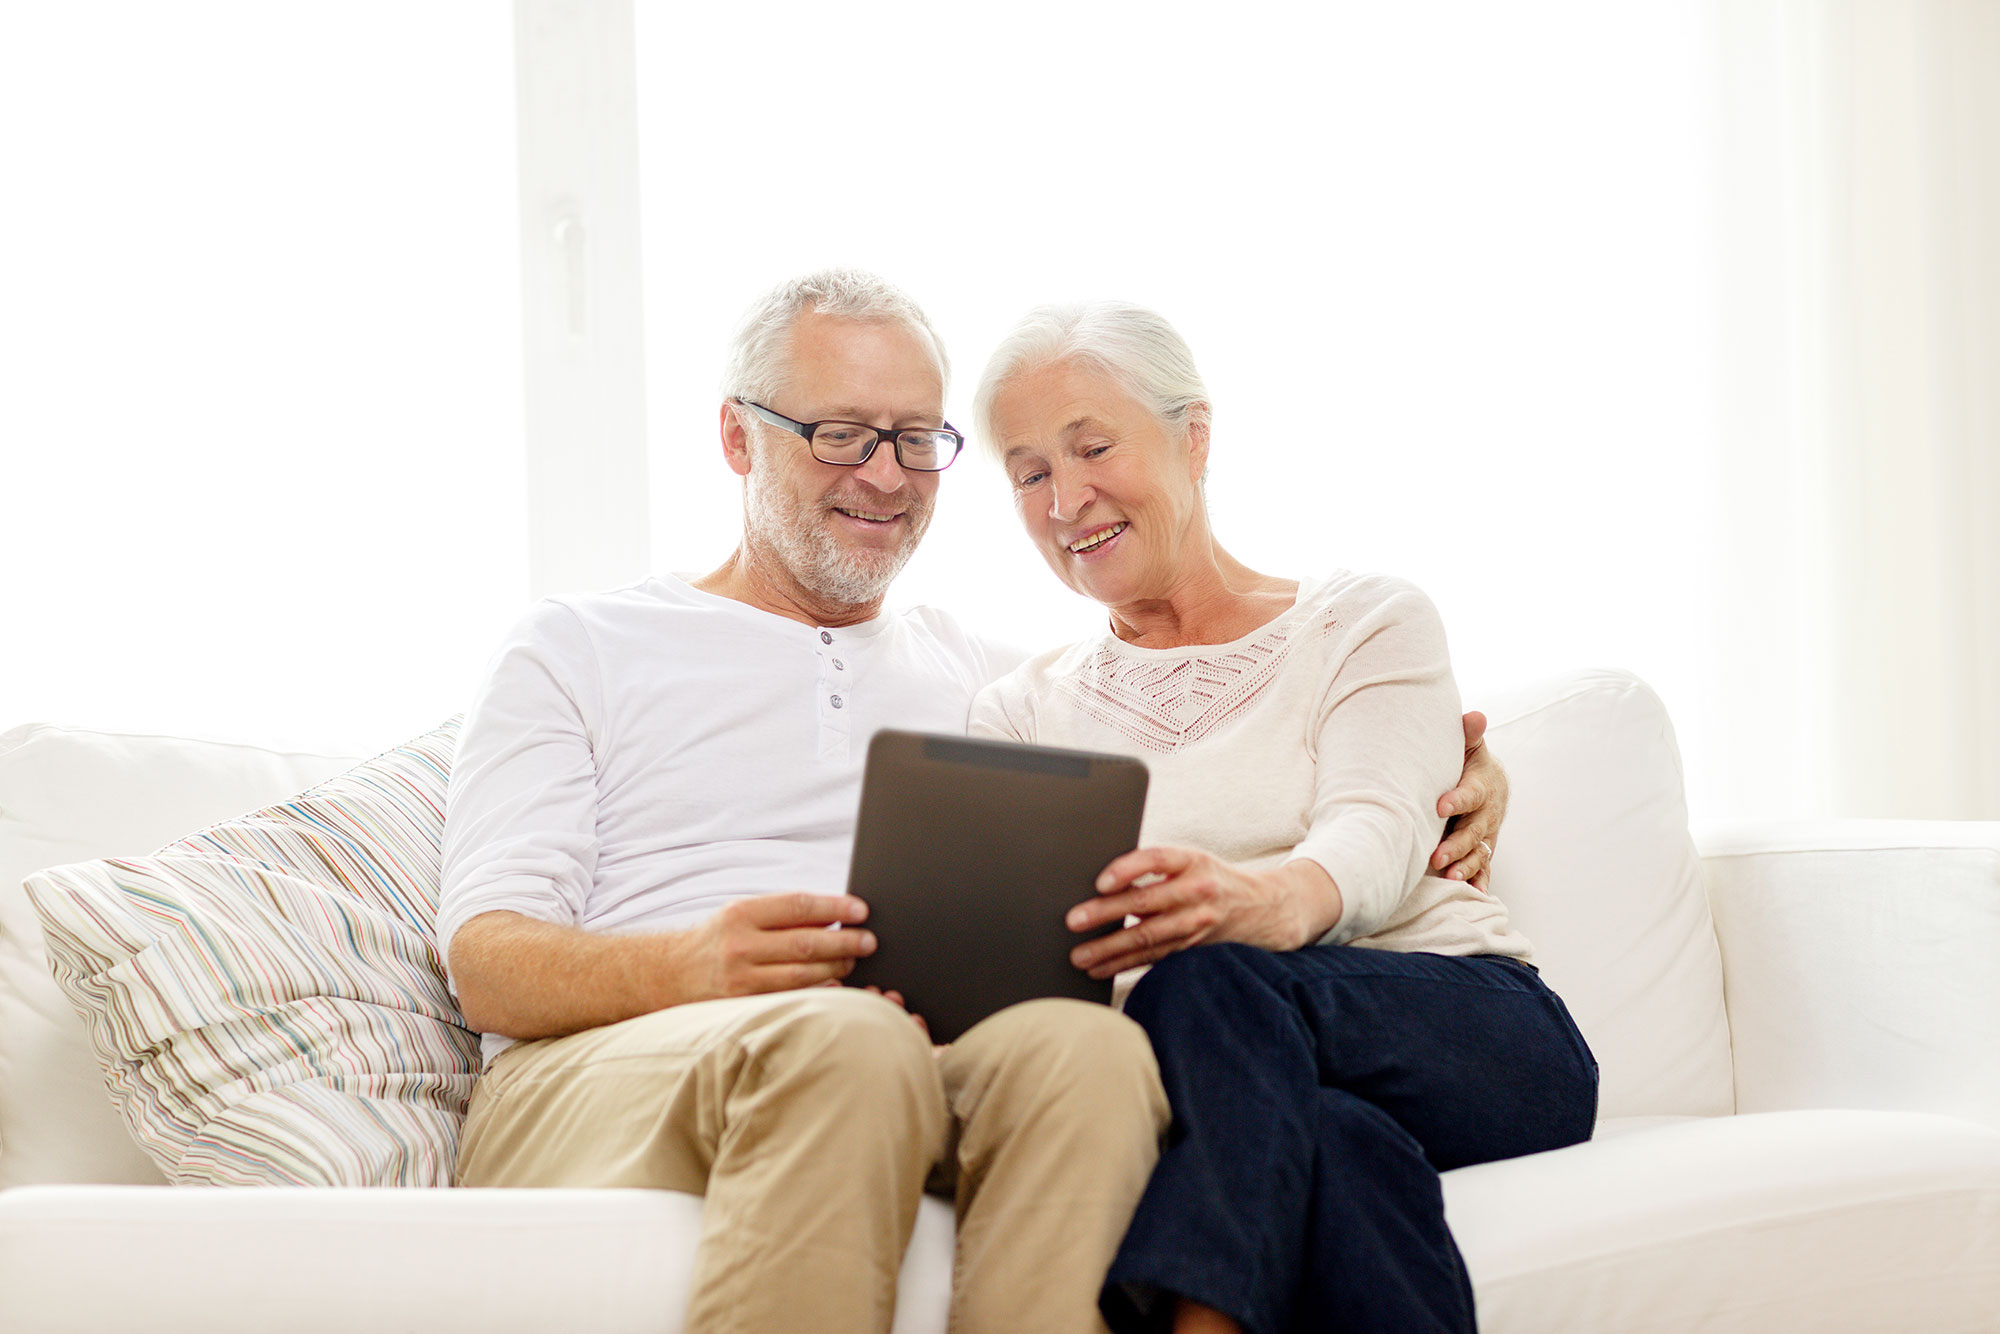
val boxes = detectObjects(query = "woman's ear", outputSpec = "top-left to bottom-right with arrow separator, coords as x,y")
719,401 -> 755,478
1185,403 -> 1212,482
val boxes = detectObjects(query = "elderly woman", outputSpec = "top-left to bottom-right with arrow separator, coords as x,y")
967,304 -> 1598,1334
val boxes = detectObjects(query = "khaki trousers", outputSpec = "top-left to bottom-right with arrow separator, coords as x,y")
455,988 -> 1168,1334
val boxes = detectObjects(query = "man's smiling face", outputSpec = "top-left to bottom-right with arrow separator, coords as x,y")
736,311 -> 946,610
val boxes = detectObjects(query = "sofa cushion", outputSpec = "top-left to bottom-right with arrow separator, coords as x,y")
5,1113 -> 1994,1334
1483,669 -> 1735,1119
0,724 -> 358,1187
23,721 -> 477,1186
0,1186 -> 957,1334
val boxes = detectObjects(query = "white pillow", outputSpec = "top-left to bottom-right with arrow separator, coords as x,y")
1481,669 -> 1734,1120
25,722 -> 477,1186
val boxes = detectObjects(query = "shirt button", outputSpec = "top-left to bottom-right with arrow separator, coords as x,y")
830,694 -> 845,709
832,659 -> 845,671
820,631 -> 833,644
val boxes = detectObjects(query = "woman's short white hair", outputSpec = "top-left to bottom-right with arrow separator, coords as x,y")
721,267 -> 949,405
972,302 -> 1211,460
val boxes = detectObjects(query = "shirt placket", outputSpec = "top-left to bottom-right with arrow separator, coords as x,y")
815,627 -> 852,762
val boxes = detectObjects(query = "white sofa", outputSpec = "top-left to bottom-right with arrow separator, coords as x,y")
2,668 -> 1998,1332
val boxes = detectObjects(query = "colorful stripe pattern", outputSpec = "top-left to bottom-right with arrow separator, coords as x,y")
25,721 -> 478,1187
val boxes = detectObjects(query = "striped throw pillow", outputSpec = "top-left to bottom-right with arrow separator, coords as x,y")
24,721 -> 478,1186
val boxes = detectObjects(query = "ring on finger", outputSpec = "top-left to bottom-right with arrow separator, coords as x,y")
1478,839 -> 1494,858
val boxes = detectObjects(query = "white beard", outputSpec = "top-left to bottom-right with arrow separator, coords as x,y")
743,465 -> 933,608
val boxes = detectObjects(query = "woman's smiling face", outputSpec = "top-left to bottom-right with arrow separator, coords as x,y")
988,358 -> 1209,609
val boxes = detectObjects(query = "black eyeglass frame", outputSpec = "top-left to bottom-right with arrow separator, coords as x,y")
738,400 -> 965,472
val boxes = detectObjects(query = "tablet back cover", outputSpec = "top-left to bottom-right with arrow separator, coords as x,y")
844,730 -> 1148,1042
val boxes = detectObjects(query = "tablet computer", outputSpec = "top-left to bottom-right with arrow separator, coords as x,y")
843,729 -> 1149,1044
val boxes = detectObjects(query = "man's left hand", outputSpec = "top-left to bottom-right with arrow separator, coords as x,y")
1432,710 -> 1508,890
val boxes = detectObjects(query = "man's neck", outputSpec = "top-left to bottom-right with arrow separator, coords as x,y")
690,549 -> 885,628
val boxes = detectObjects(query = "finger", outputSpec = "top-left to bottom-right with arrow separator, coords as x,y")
1071,907 -> 1211,977
1080,908 -> 1200,980
883,989 -> 909,1011
748,958 -> 858,993
909,1011 -> 930,1038
737,892 -> 869,929
1437,775 -> 1488,820
1066,874 -> 1200,934
1094,846 -> 1196,895
1442,831 -> 1498,882
1471,868 -> 1490,892
1460,804 -> 1501,854
1461,710 -> 1488,752
748,925 -> 877,965
1431,824 -> 1482,871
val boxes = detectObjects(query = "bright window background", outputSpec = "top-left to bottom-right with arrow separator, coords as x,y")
0,4 -> 527,753
636,2 -> 1723,806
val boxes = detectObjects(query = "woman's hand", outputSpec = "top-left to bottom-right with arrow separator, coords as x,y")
1065,848 -> 1340,979
1431,710 -> 1509,890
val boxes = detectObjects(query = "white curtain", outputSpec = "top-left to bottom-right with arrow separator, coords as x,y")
1708,0 -> 2000,821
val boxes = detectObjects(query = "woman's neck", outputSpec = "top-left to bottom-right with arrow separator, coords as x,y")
1107,542 -> 1299,649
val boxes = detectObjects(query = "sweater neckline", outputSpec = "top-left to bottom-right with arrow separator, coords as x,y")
1090,575 -> 1326,661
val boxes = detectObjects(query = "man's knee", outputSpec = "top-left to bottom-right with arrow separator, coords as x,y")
733,986 -> 941,1108
956,998 -> 1167,1136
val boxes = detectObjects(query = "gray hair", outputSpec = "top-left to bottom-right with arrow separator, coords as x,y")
972,302 -> 1212,460
721,267 -> 950,406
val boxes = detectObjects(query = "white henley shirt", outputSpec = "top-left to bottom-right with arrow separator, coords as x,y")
438,574 -> 1021,1060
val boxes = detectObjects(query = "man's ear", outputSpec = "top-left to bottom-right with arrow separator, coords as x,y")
719,401 -> 755,478
1185,403 -> 1212,481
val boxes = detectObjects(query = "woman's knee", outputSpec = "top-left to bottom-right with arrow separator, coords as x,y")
1124,941 -> 1285,1029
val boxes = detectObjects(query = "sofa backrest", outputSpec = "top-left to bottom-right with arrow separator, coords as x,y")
1483,670 -> 1735,1120
2,671 -> 1733,1184
0,724 -> 357,1187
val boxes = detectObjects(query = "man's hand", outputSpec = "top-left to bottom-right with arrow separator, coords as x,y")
684,893 -> 878,1001
1431,711 -> 1509,890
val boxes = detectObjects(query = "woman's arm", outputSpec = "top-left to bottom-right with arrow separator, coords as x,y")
1064,577 -> 1462,972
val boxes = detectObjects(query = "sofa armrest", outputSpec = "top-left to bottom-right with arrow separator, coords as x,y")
1697,820 -> 2000,1128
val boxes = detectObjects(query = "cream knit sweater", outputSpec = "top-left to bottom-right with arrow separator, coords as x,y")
969,571 -> 1533,962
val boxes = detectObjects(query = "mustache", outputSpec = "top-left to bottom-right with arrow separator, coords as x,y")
820,488 -> 931,517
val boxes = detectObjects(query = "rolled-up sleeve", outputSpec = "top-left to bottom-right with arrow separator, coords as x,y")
1288,581 -> 1462,945
437,600 -> 604,991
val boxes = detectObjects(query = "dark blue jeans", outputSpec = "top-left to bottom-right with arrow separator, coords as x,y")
1104,943 -> 1599,1334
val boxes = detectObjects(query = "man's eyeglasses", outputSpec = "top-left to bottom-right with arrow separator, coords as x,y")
738,400 -> 964,472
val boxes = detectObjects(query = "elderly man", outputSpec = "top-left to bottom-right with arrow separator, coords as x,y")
437,269 -> 1507,1334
